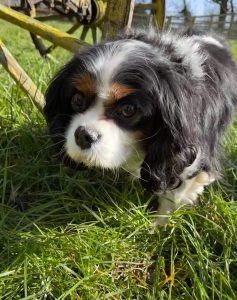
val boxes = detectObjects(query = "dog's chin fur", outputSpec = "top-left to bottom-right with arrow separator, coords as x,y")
44,28 -> 237,224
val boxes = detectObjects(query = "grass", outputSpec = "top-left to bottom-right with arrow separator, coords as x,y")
0,19 -> 237,300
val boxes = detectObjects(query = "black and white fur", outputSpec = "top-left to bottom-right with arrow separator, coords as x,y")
44,29 -> 237,225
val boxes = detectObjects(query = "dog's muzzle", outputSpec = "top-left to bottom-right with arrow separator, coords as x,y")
74,126 -> 101,150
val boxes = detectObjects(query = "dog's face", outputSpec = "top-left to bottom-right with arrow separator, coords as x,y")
65,74 -> 147,170
48,40 -> 161,171
44,37 -> 203,193
45,41 -> 162,166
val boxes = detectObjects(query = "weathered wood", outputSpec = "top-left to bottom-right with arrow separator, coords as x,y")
191,16 -> 196,26
102,0 -> 134,40
93,0 -> 107,25
156,0 -> 165,29
166,16 -> 173,30
44,22 -> 83,55
135,3 -> 156,10
134,1 -> 165,29
0,39 -> 45,113
0,4 -> 89,53
127,0 -> 135,30
208,15 -> 214,31
228,13 -> 235,38
161,13 -> 237,39
135,0 -> 166,28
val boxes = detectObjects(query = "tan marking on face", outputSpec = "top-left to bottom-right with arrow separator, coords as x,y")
105,83 -> 135,107
72,74 -> 96,97
133,130 -> 145,142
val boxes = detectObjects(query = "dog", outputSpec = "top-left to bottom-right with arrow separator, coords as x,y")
44,29 -> 237,225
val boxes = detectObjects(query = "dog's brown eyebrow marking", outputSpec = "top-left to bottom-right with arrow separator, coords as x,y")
105,83 -> 135,106
72,74 -> 96,96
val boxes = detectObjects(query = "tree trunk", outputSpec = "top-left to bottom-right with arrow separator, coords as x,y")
230,0 -> 234,13
219,0 -> 228,30
102,0 -> 134,40
220,0 -> 228,14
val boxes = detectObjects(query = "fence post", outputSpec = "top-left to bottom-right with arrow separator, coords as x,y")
191,16 -> 196,28
228,13 -> 235,38
166,16 -> 172,30
208,15 -> 214,31
156,0 -> 166,29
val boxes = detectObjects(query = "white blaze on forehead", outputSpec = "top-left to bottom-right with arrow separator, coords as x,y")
91,40 -> 152,99
98,51 -> 128,99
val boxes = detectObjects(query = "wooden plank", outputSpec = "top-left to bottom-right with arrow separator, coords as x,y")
102,0 -> 134,40
191,16 -> 196,26
228,14 -> 235,38
0,4 -> 89,53
135,1 -> 165,29
0,39 -> 45,113
156,0 -> 165,29
163,13 -> 236,19
135,3 -> 156,10
166,16 -> 173,30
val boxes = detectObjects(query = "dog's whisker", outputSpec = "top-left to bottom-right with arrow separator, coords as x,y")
141,160 -> 152,178
135,129 -> 160,143
120,166 -> 141,180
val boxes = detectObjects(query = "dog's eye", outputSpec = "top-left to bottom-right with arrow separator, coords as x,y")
119,104 -> 136,118
71,93 -> 87,113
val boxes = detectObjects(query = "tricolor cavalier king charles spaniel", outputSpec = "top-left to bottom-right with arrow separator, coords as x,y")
44,29 -> 237,225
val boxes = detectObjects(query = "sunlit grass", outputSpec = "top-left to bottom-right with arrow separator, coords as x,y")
0,19 -> 236,299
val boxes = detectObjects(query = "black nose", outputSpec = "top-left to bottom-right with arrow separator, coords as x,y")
74,126 -> 101,150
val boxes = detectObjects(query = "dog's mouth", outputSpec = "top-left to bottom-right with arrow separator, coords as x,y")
66,144 -> 134,169
65,133 -> 144,176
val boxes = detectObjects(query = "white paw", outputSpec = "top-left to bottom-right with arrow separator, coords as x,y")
155,214 -> 170,226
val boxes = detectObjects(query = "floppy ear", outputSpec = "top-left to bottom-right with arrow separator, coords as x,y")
44,59 -> 77,134
44,58 -> 86,170
140,68 -> 198,194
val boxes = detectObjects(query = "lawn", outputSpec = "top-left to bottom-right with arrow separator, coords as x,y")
0,19 -> 237,300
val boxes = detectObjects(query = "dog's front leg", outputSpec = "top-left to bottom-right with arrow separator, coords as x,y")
154,172 -> 214,226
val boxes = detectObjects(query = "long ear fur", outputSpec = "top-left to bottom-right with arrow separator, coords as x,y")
140,67 -> 199,194
44,58 -> 86,169
44,59 -> 77,132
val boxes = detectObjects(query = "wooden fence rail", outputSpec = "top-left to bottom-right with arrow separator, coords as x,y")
133,9 -> 237,40
163,13 -> 237,39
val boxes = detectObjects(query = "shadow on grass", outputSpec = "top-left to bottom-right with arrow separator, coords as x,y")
1,121 -> 236,237
0,122 -> 237,298
0,124 -> 150,229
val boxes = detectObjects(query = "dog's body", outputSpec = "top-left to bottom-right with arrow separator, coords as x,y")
45,29 -> 237,224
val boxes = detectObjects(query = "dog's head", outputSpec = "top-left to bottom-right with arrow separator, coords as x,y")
44,36 -> 199,194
